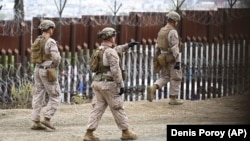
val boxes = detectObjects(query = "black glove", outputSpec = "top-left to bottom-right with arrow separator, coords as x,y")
119,88 -> 125,95
128,41 -> 140,48
174,62 -> 181,70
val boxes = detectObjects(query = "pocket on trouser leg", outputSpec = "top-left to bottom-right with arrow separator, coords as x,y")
91,95 -> 97,108
172,70 -> 182,81
46,84 -> 60,97
111,96 -> 123,110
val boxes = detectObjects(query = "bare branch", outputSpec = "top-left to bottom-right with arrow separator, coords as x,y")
54,0 -> 67,16
109,0 -> 122,16
172,0 -> 177,8
61,0 -> 67,13
227,0 -> 238,8
54,0 -> 60,13
232,0 -> 237,6
178,0 -> 185,9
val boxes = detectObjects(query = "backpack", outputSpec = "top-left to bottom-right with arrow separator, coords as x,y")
90,46 -> 127,80
157,26 -> 183,52
157,26 -> 173,51
90,46 -> 109,73
31,35 -> 51,64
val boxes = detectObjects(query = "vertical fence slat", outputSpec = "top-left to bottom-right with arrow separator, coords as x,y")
190,37 -> 196,100
232,35 -> 236,95
241,35 -> 246,93
199,37 -> 205,100
235,35 -> 240,94
219,35 -> 225,97
193,37 -> 198,100
185,37 -> 191,100
138,44 -> 143,100
239,35 -> 245,94
203,38 -> 209,99
246,35 -> 250,92
213,38 -> 218,98
132,43 -> 137,101
208,38 -> 214,99
196,37 -> 202,100
126,47 -> 132,101
182,38 -> 187,100
225,37 -> 230,96
143,41 -> 149,100
229,35 -> 234,96
216,36 -> 222,97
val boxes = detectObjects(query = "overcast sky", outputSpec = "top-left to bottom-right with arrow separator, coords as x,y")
0,0 -> 248,20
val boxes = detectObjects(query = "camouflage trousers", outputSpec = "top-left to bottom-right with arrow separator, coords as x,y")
154,62 -> 182,96
86,81 -> 129,131
31,67 -> 61,122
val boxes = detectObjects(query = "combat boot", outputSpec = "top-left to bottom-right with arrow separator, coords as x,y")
31,121 -> 46,130
41,117 -> 56,130
169,95 -> 183,105
121,129 -> 138,140
83,129 -> 100,141
146,84 -> 158,102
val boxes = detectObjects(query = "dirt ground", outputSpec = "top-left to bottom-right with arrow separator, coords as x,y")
0,93 -> 250,141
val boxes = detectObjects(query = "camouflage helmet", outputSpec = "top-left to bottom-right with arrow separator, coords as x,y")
39,20 -> 56,30
97,27 -> 117,40
167,11 -> 181,22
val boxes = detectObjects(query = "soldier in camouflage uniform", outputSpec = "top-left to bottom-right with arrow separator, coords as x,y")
147,11 -> 183,105
31,20 -> 61,130
83,27 -> 138,141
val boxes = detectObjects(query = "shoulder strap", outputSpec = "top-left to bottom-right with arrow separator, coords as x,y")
41,36 -> 52,61
97,46 -> 110,73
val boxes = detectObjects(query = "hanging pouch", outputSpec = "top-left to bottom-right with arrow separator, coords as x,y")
47,68 -> 57,82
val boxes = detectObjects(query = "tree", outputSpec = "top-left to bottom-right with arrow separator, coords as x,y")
171,0 -> 185,37
54,0 -> 67,44
172,0 -> 185,12
14,0 -> 24,21
109,0 -> 122,28
227,0 -> 238,8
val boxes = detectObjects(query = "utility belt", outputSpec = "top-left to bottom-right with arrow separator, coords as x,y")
160,50 -> 169,54
93,73 -> 114,82
153,50 -> 175,73
37,65 -> 54,69
157,51 -> 175,66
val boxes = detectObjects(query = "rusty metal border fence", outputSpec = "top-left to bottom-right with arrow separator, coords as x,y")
0,35 -> 249,107
1,9 -> 250,55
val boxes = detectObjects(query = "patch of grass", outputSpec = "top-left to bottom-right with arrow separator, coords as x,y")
71,94 -> 90,104
11,81 -> 34,109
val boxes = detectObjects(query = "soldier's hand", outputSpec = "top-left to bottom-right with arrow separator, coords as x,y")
128,41 -> 140,48
174,62 -> 181,70
119,88 -> 125,95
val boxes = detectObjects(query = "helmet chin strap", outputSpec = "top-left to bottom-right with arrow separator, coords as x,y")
102,36 -> 116,47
